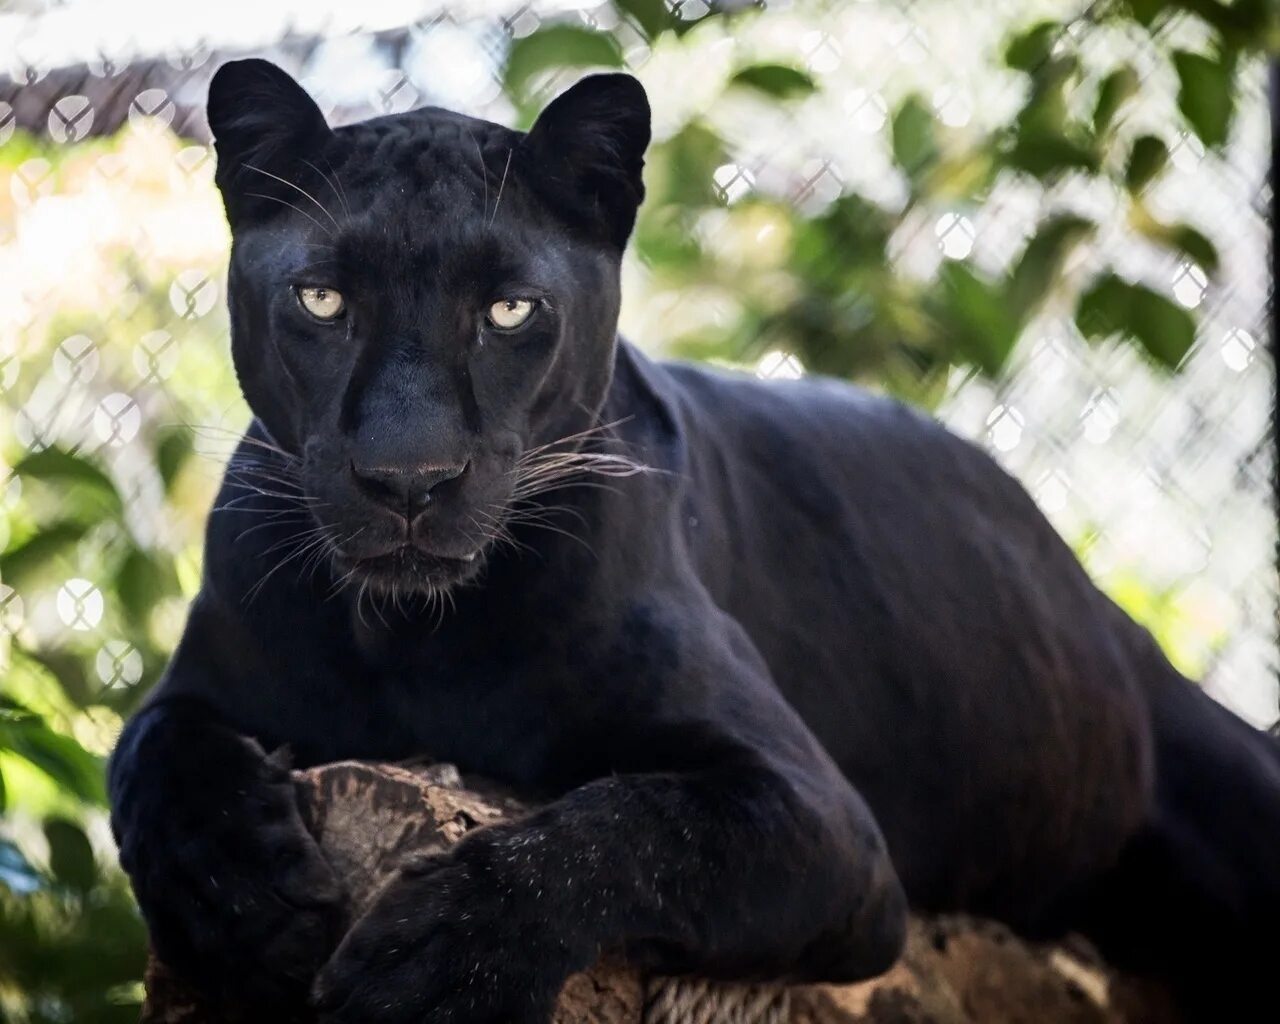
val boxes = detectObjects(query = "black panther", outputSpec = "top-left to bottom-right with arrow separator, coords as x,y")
109,58 -> 1280,1023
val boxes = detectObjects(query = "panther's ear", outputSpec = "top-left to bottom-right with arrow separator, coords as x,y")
207,59 -> 332,226
519,73 -> 650,250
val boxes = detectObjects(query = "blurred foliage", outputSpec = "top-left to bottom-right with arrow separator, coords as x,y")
0,814 -> 146,1024
0,0 -> 1273,1018
612,0 -> 1277,398
0,120 -> 232,1018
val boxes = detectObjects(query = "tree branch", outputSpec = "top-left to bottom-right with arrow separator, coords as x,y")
139,761 -> 1178,1024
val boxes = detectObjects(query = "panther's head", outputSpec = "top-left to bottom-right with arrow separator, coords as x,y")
208,59 -> 650,596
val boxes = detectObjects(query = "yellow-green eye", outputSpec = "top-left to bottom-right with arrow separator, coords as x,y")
486,297 -> 535,331
297,286 -> 345,321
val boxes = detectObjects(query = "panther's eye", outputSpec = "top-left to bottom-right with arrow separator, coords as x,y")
486,297 -> 535,331
296,286 -> 345,321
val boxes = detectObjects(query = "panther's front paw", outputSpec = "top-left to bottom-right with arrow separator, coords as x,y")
314,837 -> 575,1024
123,771 -> 346,1007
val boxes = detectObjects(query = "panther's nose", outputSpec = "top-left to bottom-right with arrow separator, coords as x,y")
349,459 -> 467,518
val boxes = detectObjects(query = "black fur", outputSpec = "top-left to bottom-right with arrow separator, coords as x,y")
109,60 -> 1280,1023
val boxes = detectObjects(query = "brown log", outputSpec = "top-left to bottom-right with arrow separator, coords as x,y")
140,761 -> 1179,1024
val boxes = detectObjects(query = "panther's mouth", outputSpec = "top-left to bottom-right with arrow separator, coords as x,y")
335,543 -> 483,594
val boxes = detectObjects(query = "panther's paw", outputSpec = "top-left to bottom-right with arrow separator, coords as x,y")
314,837 -> 573,1024
127,771 -> 346,1007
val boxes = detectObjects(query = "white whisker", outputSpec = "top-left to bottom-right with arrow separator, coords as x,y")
244,191 -> 334,238
244,163 -> 341,232
301,157 -> 351,222
489,148 -> 513,228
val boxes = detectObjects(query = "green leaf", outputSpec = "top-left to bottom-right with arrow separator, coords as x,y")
0,837 -> 42,894
155,427 -> 194,494
1173,50 -> 1235,148
892,96 -> 939,184
1007,214 -> 1095,320
923,149 -> 997,201
647,120 -> 727,208
0,694 -> 35,717
634,207 -> 704,272
44,816 -> 98,892
0,519 -> 91,590
0,713 -> 106,805
1124,134 -> 1170,192
1125,0 -> 1164,25
77,898 -> 150,991
1134,215 -> 1221,275
729,64 -> 817,100
1165,223 -> 1219,275
14,447 -> 123,519
615,0 -> 674,41
1005,130 -> 1098,178
937,262 -> 1021,376
26,648 -> 94,708
15,447 -> 115,492
1163,0 -> 1272,46
115,548 -> 179,622
503,26 -> 623,100
1093,65 -> 1139,136
1015,55 -> 1079,138
1076,273 -> 1196,369
797,195 -> 895,279
1006,20 -> 1059,71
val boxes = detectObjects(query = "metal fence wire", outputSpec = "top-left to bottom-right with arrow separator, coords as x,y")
0,0 -> 1274,744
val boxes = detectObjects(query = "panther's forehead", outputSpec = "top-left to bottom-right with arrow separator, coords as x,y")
325,108 -> 522,212
259,112 -> 556,286
325,213 -> 513,291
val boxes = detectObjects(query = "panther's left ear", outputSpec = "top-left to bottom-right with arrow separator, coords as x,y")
207,58 -> 333,226
519,74 -> 651,250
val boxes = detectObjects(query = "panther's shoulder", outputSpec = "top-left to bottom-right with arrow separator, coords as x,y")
637,348 -> 940,447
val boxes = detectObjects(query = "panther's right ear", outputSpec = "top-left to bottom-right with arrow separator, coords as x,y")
519,73 -> 650,251
207,59 -> 332,226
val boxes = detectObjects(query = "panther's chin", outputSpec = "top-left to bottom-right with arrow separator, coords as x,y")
334,543 -> 484,596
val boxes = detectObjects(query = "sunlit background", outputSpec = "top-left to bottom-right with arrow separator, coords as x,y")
0,0 -> 1276,1019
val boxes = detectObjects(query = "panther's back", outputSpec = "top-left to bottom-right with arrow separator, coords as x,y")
655,355 -> 1157,919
